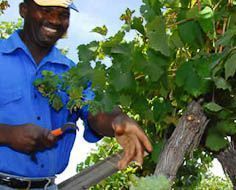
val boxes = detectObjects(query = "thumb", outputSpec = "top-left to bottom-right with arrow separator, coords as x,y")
113,124 -> 126,136
47,133 -> 57,142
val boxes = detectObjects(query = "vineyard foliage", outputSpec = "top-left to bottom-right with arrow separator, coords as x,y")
36,0 -> 236,154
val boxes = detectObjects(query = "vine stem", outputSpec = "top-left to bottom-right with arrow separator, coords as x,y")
219,18 -> 228,53
168,18 -> 195,28
197,0 -> 201,11
213,0 -> 224,11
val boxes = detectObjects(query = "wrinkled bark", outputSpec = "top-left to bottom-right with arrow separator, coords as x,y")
58,152 -> 122,190
217,146 -> 236,189
154,101 -> 208,181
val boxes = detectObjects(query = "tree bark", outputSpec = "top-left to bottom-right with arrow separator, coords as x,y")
154,100 -> 208,181
58,152 -> 122,190
217,145 -> 236,189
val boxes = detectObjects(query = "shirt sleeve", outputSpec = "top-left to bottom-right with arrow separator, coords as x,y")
68,82 -> 102,143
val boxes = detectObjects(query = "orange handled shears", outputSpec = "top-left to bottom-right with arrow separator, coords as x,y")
51,122 -> 79,136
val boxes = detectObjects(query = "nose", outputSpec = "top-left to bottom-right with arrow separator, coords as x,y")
46,12 -> 62,26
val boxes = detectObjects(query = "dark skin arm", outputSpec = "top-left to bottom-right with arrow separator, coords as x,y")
0,124 -> 57,154
88,108 -> 153,170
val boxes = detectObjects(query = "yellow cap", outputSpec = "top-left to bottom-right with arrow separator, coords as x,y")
33,0 -> 78,11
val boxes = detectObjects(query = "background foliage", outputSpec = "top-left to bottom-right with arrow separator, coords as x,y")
73,0 -> 236,188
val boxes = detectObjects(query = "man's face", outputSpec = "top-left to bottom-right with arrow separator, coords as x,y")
21,1 -> 70,47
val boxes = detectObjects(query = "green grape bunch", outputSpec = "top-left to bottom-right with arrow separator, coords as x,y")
130,175 -> 170,190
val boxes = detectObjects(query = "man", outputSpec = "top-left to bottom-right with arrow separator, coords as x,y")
0,0 -> 152,189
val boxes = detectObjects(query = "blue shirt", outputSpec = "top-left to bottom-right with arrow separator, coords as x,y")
0,30 -> 101,177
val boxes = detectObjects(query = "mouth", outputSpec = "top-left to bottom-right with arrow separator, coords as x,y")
42,26 -> 58,34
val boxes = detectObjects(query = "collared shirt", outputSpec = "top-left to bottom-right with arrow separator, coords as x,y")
0,30 -> 101,177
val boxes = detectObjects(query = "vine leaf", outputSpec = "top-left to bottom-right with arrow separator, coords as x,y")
214,77 -> 232,91
178,21 -> 204,49
175,62 -> 202,97
151,141 -> 165,164
205,133 -> 228,151
131,17 -> 145,35
225,54 -> 236,80
77,41 -> 99,62
146,16 -> 170,56
51,95 -> 64,111
91,25 -> 108,36
204,102 -> 223,112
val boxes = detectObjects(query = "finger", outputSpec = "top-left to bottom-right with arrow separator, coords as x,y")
133,137 -> 144,166
42,130 -> 57,148
118,140 -> 135,170
135,127 -> 153,152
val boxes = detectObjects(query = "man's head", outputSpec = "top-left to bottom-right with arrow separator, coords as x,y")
20,0 -> 73,48
25,0 -> 79,12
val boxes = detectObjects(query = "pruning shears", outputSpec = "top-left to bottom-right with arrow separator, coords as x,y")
51,122 -> 79,136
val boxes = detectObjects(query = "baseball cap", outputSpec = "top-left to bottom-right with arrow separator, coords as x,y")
33,0 -> 79,12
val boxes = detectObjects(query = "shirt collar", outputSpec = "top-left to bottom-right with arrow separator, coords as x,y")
0,30 -> 72,67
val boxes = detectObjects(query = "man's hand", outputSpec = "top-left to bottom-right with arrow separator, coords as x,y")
112,115 -> 153,170
8,124 -> 57,153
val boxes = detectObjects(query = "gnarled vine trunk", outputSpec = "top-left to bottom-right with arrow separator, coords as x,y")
154,100 -> 208,181
217,146 -> 236,189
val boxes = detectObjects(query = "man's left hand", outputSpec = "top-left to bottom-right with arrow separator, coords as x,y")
112,115 -> 153,170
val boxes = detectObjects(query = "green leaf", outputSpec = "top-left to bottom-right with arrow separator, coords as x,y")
178,21 -> 204,49
216,121 -> 236,136
91,25 -> 108,36
67,86 -> 83,100
140,0 -> 162,22
225,54 -> 236,80
100,93 -> 116,112
110,71 -> 134,91
77,41 -> 99,62
131,95 -> 149,115
175,62 -> 202,96
216,28 -> 236,46
102,31 -> 125,48
111,44 -> 131,55
119,95 -> 132,107
204,102 -> 223,112
153,99 -> 173,122
146,16 -> 170,56
180,0 -> 189,7
214,77 -> 232,91
151,141 -> 164,163
52,95 -> 64,111
169,30 -> 184,48
131,17 -> 145,35
42,70 -> 54,77
194,58 -> 211,78
199,6 -> 214,19
92,67 -> 106,88
144,62 -> 164,82
205,133 -> 228,151
120,8 -> 135,24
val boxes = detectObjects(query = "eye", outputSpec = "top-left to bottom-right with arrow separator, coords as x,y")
60,12 -> 70,19
39,6 -> 52,14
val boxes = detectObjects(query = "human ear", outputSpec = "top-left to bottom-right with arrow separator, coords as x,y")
19,2 -> 28,19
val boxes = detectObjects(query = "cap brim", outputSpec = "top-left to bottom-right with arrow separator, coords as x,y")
69,3 -> 79,12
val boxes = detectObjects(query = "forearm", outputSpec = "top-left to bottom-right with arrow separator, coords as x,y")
87,107 -> 124,137
0,124 -> 13,145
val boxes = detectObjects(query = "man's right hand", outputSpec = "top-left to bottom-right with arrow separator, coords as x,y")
6,124 -> 57,154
